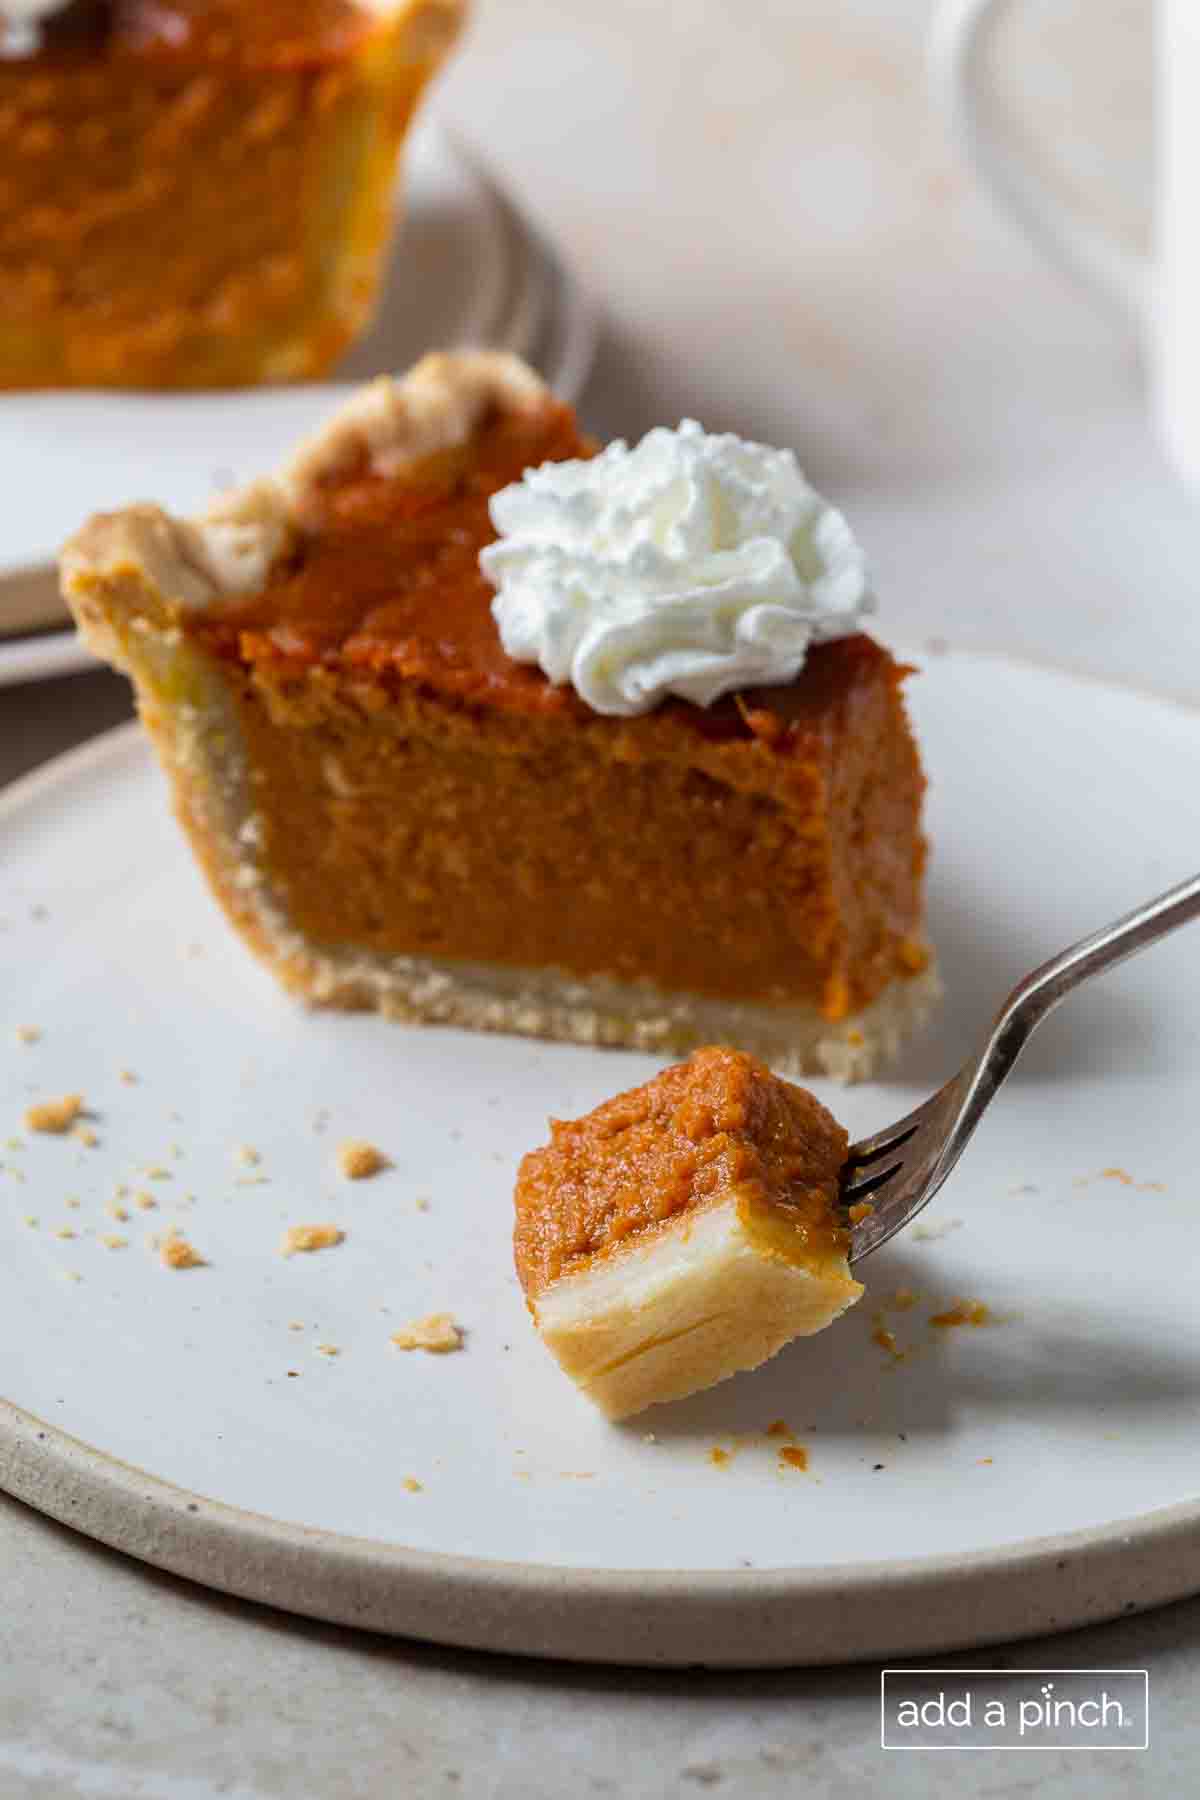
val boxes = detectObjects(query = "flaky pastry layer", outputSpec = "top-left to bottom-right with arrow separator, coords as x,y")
533,1199 -> 863,1420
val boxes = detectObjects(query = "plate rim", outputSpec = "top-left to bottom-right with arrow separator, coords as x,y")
4,1390 -> 1199,1667
3,681 -> 1200,1668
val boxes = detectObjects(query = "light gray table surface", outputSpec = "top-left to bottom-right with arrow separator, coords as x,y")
5,1 -> 1200,1793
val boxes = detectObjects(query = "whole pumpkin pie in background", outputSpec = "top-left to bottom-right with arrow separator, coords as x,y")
0,0 -> 464,388
514,1047 -> 861,1420
59,348 -> 937,1078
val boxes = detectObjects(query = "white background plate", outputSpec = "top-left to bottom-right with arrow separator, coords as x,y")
2,649 -> 1199,1664
0,120 -> 596,688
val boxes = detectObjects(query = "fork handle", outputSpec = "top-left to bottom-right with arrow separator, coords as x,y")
966,871 -> 1200,1124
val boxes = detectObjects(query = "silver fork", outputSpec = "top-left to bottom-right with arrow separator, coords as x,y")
841,872 -> 1200,1264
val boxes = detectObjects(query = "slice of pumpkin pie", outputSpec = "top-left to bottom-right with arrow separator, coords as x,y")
514,1047 -> 862,1420
60,348 -> 936,1078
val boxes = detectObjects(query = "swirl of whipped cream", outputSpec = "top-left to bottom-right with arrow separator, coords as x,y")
479,419 -> 874,717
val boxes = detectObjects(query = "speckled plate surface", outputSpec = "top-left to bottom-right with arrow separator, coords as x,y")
1,650 -> 1199,1666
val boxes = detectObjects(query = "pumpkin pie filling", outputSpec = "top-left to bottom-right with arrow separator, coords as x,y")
1,0 -> 463,388
515,1047 -> 862,1418
60,350 -> 937,1077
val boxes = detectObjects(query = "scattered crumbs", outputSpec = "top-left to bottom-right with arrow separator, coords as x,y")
765,1419 -> 792,1439
159,1229 -> 205,1270
1074,1168 -> 1164,1193
390,1312 -> 463,1354
74,1125 -> 100,1148
845,1028 -> 865,1047
170,1143 -> 183,1159
337,1139 -> 388,1180
978,1457 -> 994,1466
288,1321 -> 305,1331
234,1175 -> 270,1188
186,942 -> 204,959
414,1196 -> 431,1212
708,1447 -> 732,1469
872,1325 -> 901,1358
23,1215 -> 37,1229
315,1343 -> 340,1358
872,1463 -> 886,1472
106,1200 -> 130,1222
118,1068 -> 137,1085
930,1299 -> 992,1329
53,1226 -> 77,1240
779,1446 -> 809,1472
24,1093 -> 84,1135
6,1137 -> 25,1151
847,1200 -> 874,1224
29,903 -> 49,922
286,1370 -> 300,1378
402,1478 -> 423,1494
311,1108 -> 330,1135
233,1144 -> 261,1168
14,1025 -> 40,1046
61,1269 -> 82,1284
3,1165 -> 26,1185
280,1224 -> 344,1257
143,1164 -> 171,1180
911,1216 -> 963,1243
115,1184 -> 129,1199
100,1234 -> 128,1250
65,1196 -> 80,1210
643,1433 -> 658,1445
134,1191 -> 157,1211
1099,1167 -> 1165,1193
1009,1182 -> 1038,1196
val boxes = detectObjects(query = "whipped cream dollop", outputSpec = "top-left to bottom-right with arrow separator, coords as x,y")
479,419 -> 874,716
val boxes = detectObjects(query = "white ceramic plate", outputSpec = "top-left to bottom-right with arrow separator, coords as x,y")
2,649 -> 1200,1666
0,120 -> 597,688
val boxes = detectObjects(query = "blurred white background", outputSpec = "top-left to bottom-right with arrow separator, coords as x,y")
438,0 -> 1198,713
441,0 -> 1151,474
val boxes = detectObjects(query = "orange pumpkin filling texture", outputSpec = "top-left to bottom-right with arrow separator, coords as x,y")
0,0 -> 460,387
514,1047 -> 852,1300
182,397 -> 928,1018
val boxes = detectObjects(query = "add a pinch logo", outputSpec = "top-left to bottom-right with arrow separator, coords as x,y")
881,1670 -> 1149,1750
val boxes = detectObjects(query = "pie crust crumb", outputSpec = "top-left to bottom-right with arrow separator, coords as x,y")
25,1094 -> 84,1134
159,1229 -> 205,1270
280,1223 -> 344,1257
390,1312 -> 463,1354
337,1139 -> 388,1180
